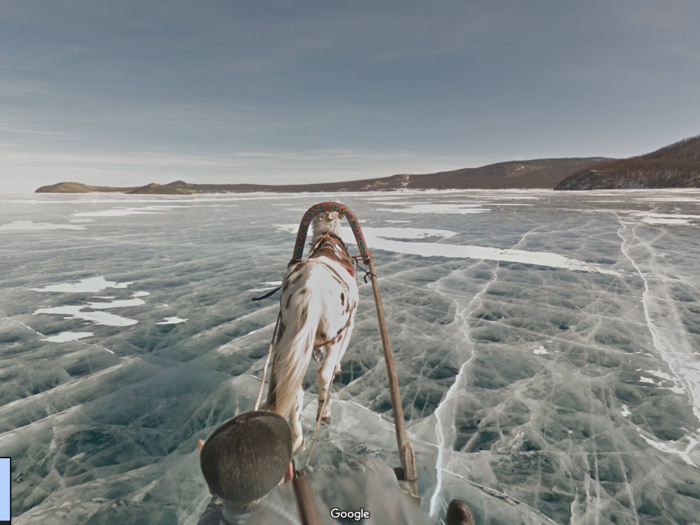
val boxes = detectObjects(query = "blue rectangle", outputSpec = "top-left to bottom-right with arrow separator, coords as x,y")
0,457 -> 8,522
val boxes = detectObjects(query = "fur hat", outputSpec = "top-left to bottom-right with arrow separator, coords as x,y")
200,411 -> 292,506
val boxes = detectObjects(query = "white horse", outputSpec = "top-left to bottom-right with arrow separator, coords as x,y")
266,210 -> 359,454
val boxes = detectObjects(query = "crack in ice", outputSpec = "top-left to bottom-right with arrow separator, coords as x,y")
428,266 -> 499,518
617,215 -> 700,467
443,469 -> 560,525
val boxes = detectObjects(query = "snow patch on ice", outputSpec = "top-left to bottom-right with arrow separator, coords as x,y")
0,221 -> 85,232
636,368 -> 686,394
42,332 -> 94,343
276,224 -> 619,274
363,227 -> 457,240
637,197 -> 700,203
31,280 -> 144,326
86,298 -> 145,310
33,305 -> 138,327
72,206 -> 184,218
73,209 -> 160,217
379,203 -> 490,214
157,317 -> 187,325
642,218 -> 691,225
31,277 -> 132,294
638,431 -> 698,466
640,369 -> 674,382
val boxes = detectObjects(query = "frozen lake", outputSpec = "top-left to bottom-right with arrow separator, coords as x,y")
1,189 -> 700,524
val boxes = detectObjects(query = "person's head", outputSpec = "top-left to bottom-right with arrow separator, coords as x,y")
200,411 -> 293,512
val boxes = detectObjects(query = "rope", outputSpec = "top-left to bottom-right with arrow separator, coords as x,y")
352,255 -> 375,284
254,312 -> 281,411
251,286 -> 282,301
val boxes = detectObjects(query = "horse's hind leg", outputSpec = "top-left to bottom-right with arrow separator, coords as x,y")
316,329 -> 352,424
290,386 -> 306,455
316,345 -> 335,424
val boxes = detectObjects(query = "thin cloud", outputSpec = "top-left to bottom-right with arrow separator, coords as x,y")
0,147 -> 484,171
0,127 -> 81,138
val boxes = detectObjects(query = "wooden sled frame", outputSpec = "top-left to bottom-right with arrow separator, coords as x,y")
199,202 -> 420,502
290,201 -> 370,265
291,202 -> 419,501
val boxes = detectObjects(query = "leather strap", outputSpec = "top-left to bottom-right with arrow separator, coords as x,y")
308,234 -> 354,275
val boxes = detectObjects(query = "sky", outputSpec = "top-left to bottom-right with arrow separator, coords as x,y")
1,0 -> 699,193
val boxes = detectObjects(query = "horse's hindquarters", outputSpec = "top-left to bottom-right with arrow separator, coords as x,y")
272,258 -> 358,455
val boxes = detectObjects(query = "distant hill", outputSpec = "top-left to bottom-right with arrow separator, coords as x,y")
127,183 -> 193,195
397,158 -> 609,190
555,135 -> 700,190
35,182 -> 138,193
35,157 -> 606,194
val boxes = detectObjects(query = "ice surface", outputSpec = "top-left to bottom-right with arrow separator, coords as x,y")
2,190 -> 700,524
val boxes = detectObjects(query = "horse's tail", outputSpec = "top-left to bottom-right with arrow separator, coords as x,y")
266,289 -> 323,419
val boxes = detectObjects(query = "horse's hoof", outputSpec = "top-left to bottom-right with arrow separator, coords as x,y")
315,410 -> 331,424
